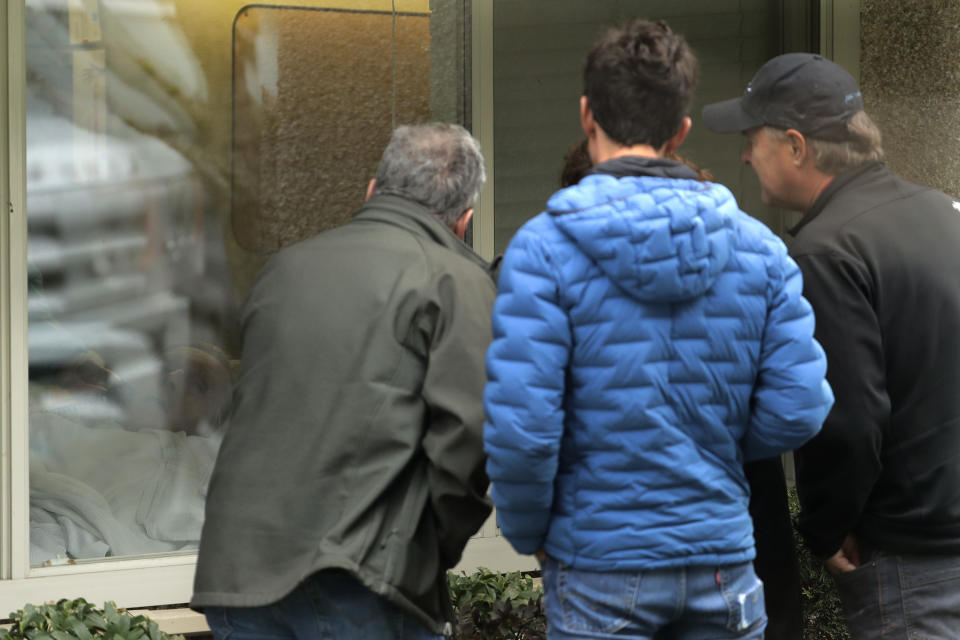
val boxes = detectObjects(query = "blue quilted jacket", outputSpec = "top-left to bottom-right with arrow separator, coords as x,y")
484,158 -> 833,569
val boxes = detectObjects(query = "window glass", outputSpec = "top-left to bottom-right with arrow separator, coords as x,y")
25,0 -> 462,566
491,0 -> 813,252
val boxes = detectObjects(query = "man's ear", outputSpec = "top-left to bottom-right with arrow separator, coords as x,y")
365,178 -> 377,202
784,130 -> 809,166
662,116 -> 692,155
453,208 -> 474,239
580,96 -> 596,138
580,96 -> 602,164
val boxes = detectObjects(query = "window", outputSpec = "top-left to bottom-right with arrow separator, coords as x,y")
1,0 -> 478,611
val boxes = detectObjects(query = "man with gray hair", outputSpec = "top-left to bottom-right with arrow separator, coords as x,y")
703,53 -> 960,637
192,123 -> 495,639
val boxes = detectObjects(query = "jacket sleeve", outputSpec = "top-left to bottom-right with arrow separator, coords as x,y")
420,269 -> 496,569
744,247 -> 834,462
792,252 -> 887,558
483,230 -> 571,555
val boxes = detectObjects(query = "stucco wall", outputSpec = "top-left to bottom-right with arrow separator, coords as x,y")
861,0 -> 960,198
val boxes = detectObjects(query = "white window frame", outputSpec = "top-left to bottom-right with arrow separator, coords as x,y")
2,0 -> 28,592
0,0 -> 9,584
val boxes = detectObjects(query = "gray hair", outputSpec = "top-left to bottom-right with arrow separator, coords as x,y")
374,123 -> 486,227
765,111 -> 884,174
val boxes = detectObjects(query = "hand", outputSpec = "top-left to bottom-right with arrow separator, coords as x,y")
534,549 -> 547,563
824,535 -> 860,575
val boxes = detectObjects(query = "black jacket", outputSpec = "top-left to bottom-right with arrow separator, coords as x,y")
192,195 -> 496,633
789,162 -> 960,557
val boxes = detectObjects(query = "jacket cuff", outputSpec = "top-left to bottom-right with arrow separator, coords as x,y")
799,527 -> 846,560
505,535 -> 543,556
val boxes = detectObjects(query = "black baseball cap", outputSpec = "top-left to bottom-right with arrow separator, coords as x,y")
702,53 -> 864,141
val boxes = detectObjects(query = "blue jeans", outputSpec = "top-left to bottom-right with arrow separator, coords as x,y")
204,570 -> 443,640
541,558 -> 766,640
834,549 -> 960,639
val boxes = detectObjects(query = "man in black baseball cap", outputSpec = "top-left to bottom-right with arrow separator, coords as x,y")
704,52 -> 960,639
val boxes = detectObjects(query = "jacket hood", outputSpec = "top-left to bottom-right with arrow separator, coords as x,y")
547,163 -> 735,303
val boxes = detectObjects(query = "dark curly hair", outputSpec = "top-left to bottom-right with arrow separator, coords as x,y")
583,19 -> 698,149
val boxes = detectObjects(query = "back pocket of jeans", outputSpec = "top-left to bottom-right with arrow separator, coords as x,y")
719,565 -> 766,633
556,564 -> 639,634
731,579 -> 765,632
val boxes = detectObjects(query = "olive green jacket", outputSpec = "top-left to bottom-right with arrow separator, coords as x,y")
191,195 -> 495,633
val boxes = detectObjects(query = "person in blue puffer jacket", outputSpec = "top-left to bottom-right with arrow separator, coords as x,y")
483,19 -> 834,640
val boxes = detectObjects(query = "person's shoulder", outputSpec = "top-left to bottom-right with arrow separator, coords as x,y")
824,163 -> 938,223
417,235 -> 496,292
709,201 -> 804,290
803,166 -> 953,245
500,211 -> 565,254
881,169 -> 958,213
697,179 -> 737,204
714,196 -> 785,256
517,210 -> 560,235
271,216 -> 378,257
788,216 -> 836,259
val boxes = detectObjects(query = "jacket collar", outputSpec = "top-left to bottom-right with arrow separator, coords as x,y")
353,194 -> 494,278
586,155 -> 700,180
788,161 -> 885,236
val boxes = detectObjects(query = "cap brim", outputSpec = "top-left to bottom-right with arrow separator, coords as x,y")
701,97 -> 763,134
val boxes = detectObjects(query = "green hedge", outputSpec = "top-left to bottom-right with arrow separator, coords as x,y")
448,568 -> 545,640
0,599 -> 184,640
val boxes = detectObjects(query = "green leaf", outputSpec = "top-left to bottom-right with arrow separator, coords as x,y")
106,611 -> 131,637
83,613 -> 107,631
69,620 -> 93,640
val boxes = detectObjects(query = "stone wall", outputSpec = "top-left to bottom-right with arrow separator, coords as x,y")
861,0 -> 960,198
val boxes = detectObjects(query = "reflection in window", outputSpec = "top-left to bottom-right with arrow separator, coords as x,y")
25,0 -> 464,567
26,0 -> 236,565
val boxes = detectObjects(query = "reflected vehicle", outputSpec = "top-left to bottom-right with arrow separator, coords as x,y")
28,109 -> 196,431
26,108 -> 231,565
25,0 -> 237,565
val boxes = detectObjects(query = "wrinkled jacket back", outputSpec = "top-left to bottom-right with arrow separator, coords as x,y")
193,196 -> 495,632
